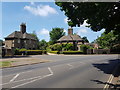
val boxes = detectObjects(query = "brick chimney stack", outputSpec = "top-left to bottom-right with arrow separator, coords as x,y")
68,27 -> 73,35
20,23 -> 26,34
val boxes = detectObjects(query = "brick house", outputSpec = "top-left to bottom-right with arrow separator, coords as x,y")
57,27 -> 84,51
4,23 -> 38,56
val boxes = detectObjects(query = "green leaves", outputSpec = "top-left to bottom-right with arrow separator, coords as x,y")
56,2 -> 120,35
49,28 -> 65,44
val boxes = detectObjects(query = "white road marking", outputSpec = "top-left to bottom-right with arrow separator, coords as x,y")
9,73 -> 20,82
103,74 -> 114,89
1,75 -> 42,86
11,67 -> 54,88
48,67 -> 53,75
67,64 -> 73,69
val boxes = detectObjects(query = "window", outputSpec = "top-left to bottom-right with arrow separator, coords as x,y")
18,39 -> 20,43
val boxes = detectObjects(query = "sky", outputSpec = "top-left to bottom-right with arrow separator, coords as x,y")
2,2 -> 105,42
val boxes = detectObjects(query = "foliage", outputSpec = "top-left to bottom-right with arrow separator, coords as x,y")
49,44 -> 62,51
62,43 -> 74,51
30,31 -> 39,49
56,2 -> 120,35
0,39 -> 3,46
95,31 -> 118,49
62,51 -> 83,54
14,48 -> 46,55
82,37 -> 89,43
49,51 -> 60,54
49,28 -> 65,44
39,39 -> 48,50
80,44 -> 92,53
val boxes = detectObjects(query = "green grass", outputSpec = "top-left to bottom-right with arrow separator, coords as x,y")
0,61 -> 15,68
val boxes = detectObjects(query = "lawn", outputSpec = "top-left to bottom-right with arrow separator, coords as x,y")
0,61 -> 15,68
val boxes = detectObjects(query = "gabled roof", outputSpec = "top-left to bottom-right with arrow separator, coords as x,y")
58,35 -> 83,42
5,31 -> 36,40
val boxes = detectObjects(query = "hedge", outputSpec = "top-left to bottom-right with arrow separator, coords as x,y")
62,51 -> 83,54
49,51 -> 60,54
14,49 -> 47,55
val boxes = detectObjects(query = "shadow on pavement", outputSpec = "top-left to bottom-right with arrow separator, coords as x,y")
91,80 -> 120,89
92,59 -> 120,77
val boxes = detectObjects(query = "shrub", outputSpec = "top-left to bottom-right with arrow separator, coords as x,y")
62,51 -> 83,54
26,50 -> 42,55
49,51 -> 60,54
62,43 -> 74,51
80,44 -> 92,54
42,50 -> 47,54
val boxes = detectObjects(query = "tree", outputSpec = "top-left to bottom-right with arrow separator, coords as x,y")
49,28 -> 65,44
56,2 -> 120,35
0,39 -> 3,46
82,36 -> 89,43
95,31 -> 119,49
39,39 -> 48,50
30,31 -> 39,49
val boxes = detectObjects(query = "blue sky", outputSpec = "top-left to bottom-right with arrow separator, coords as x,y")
2,2 -> 104,42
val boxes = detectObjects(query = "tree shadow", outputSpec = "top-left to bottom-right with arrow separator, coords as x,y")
91,58 -> 120,89
92,59 -> 120,77
91,79 -> 120,89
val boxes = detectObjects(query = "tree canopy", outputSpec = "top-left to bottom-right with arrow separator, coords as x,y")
49,28 -> 65,44
95,31 -> 119,49
39,39 -> 48,50
82,36 -> 89,43
56,2 -> 120,35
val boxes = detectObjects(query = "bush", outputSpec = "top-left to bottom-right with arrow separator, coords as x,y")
49,51 -> 60,54
26,50 -> 42,55
80,44 -> 92,54
14,48 -> 47,55
62,43 -> 74,51
62,51 -> 83,54
42,50 -> 47,54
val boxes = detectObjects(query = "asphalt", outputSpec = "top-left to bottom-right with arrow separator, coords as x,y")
1,54 -> 120,89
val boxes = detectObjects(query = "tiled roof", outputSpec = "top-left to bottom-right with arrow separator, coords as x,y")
58,35 -> 83,42
5,31 -> 36,40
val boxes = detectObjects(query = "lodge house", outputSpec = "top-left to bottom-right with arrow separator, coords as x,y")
4,23 -> 37,56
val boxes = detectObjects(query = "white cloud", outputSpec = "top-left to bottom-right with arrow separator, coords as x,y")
24,4 -> 58,17
64,17 -> 68,23
64,29 -> 67,33
30,2 -> 35,5
64,17 -> 71,24
78,29 -> 88,35
39,28 -> 49,35
81,20 -> 90,27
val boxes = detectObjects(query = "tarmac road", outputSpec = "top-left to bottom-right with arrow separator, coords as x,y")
1,54 -> 119,89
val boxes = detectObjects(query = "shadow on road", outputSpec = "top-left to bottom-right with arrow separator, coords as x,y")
92,59 -> 120,77
91,80 -> 120,89
91,58 -> 120,88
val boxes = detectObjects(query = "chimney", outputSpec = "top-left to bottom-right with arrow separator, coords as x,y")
68,27 -> 73,35
20,23 -> 26,34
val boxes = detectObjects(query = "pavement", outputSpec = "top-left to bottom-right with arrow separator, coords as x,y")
0,55 -> 51,68
0,54 -> 120,89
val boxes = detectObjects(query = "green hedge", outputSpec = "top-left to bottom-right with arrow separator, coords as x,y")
62,51 -> 83,54
49,51 -> 60,54
14,49 -> 47,55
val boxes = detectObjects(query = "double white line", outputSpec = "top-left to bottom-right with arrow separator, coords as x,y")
103,74 -> 114,90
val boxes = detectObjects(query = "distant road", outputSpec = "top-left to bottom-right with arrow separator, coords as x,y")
1,54 -> 119,88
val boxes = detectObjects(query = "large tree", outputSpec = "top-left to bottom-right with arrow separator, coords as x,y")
49,28 -> 65,44
39,39 -> 48,50
82,36 -> 89,43
95,31 -> 119,49
55,2 -> 120,35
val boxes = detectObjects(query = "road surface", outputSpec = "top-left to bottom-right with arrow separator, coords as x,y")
1,54 -> 119,89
